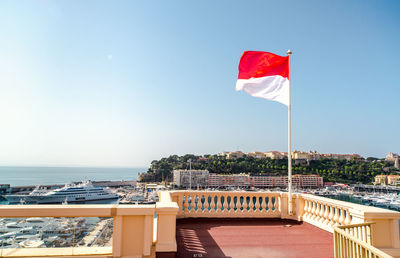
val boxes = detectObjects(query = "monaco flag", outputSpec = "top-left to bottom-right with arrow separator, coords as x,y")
236,51 -> 289,106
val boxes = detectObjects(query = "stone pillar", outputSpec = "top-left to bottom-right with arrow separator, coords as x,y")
156,192 -> 179,257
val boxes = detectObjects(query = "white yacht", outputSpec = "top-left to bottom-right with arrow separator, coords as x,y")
5,181 -> 118,204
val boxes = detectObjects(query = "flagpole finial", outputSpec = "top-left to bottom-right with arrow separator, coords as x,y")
287,50 -> 292,55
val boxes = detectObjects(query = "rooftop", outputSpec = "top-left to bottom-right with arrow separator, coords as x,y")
176,218 -> 333,258
0,191 -> 399,258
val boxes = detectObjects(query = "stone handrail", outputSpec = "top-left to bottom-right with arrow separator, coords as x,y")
334,223 -> 392,258
296,194 -> 400,257
169,191 -> 285,218
0,203 -> 179,258
1,192 -> 400,257
168,191 -> 400,257
339,222 -> 374,244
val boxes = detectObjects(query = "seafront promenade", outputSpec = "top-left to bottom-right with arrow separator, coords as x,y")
0,190 -> 399,257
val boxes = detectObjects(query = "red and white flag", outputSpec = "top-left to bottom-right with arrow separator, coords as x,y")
236,51 -> 289,106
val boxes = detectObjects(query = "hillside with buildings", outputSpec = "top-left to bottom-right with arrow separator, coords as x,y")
138,151 -> 400,184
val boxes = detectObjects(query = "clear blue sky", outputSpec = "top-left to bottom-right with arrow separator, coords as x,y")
0,0 -> 399,167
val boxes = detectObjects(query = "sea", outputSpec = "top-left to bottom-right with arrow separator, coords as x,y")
0,166 -> 146,205
0,166 -> 145,187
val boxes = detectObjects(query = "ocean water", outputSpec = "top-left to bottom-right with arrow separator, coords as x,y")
0,166 -> 146,187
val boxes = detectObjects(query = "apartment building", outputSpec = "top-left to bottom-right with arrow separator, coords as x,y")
374,175 -> 388,185
247,151 -> 266,159
386,152 -> 399,162
226,151 -> 245,159
173,169 -> 209,188
375,174 -> 400,186
292,150 -> 310,160
209,174 -> 323,188
321,153 -> 362,161
209,173 -> 250,188
264,151 -> 286,159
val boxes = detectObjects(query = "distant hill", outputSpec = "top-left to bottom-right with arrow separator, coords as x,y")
138,154 -> 398,184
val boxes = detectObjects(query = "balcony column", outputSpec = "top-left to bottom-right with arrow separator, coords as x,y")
368,217 -> 400,255
295,194 -> 305,221
112,205 -> 155,258
156,192 -> 179,257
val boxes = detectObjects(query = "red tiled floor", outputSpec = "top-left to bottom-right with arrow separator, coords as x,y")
176,218 -> 333,258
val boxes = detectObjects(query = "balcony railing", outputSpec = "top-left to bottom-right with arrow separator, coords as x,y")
334,222 -> 392,258
169,191 -> 400,258
0,197 -> 179,258
1,191 -> 400,257
169,191 -> 282,218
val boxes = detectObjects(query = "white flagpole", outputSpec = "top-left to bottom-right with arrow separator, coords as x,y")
287,49 -> 293,215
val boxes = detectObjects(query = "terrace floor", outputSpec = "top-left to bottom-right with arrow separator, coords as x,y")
176,218 -> 334,258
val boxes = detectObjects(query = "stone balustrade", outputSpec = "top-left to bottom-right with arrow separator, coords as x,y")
0,203 -> 178,258
334,223 -> 392,258
296,194 -> 400,257
1,191 -> 400,257
299,194 -> 354,232
169,191 -> 283,218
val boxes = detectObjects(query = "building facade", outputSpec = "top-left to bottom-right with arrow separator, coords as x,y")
208,174 -> 323,188
386,152 -> 399,162
247,151 -> 266,159
292,150 -> 311,160
264,151 -> 286,159
209,174 -> 251,188
226,151 -> 245,159
173,170 -> 209,188
374,175 -> 387,185
388,175 -> 400,185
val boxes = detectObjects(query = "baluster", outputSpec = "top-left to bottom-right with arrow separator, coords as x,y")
366,225 -> 371,244
183,194 -> 189,213
199,195 -> 204,213
228,195 -> 234,213
333,206 -> 340,226
304,200 -> 310,219
203,194 -> 210,213
210,195 -> 216,214
232,195 -> 237,212
239,195 -> 245,212
188,194 -> 196,213
303,199 -> 309,218
223,195 -> 229,213
249,195 -> 255,212
190,194 -> 195,212
261,196 -> 267,212
223,195 -> 232,213
313,202 -> 320,221
238,195 -> 242,212
216,194 -> 222,213
307,200 -> 313,219
362,226 -> 366,243
317,203 -> 324,222
328,205 -> 335,226
344,209 -> 351,225
338,208 -> 346,225
178,194 -> 184,215
194,194 -> 199,213
310,201 -> 316,220
322,204 -> 330,225
318,203 -> 323,221
319,203 -> 324,222
267,196 -> 273,212
242,195 -> 247,211
254,195 -> 260,213
274,195 -> 280,212
317,203 -> 325,223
